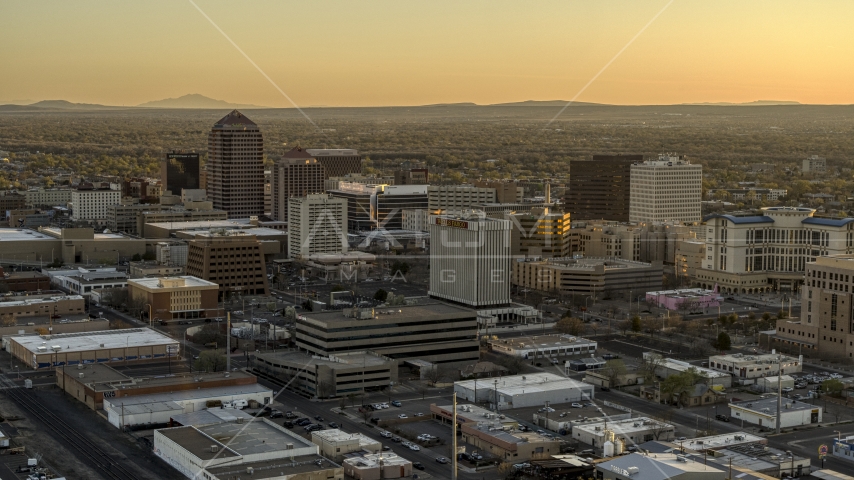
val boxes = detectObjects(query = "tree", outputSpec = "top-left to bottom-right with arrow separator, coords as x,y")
777,309 -> 788,319
374,289 -> 388,302
194,350 -> 227,372
142,251 -> 156,261
360,406 -> 374,424
601,359 -> 627,387
497,355 -> 525,375
0,313 -> 15,327
617,319 -> 631,336
822,378 -> 844,396
638,355 -> 664,384
390,260 -> 410,276
417,383 -> 429,400
712,332 -> 732,351
131,253 -> 142,261
630,315 -> 641,333
331,284 -> 345,292
762,312 -> 771,322
555,317 -> 583,336
193,324 -> 226,346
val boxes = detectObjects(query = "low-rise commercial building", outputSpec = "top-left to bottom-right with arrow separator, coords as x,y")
295,303 -> 479,364
0,227 -> 145,266
646,288 -> 722,311
46,267 -> 128,296
311,429 -> 381,461
573,417 -> 675,448
729,397 -> 822,429
343,453 -> 412,480
128,261 -> 185,278
154,420 -> 342,480
708,352 -> 801,384
105,383 -> 272,428
127,276 -> 221,321
647,354 -> 732,388
252,350 -> 397,398
512,257 -> 663,298
488,334 -> 597,360
454,373 -> 595,409
832,435 -> 854,464
57,363 -> 259,410
755,375 -> 795,393
461,421 -> 561,463
704,443 -> 811,478
531,404 -> 630,434
4,328 -> 179,369
567,357 -> 606,372
0,294 -> 84,319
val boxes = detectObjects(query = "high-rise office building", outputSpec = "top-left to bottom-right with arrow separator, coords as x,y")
565,154 -> 641,222
630,155 -> 702,224
271,148 -> 327,222
288,194 -> 348,259
161,151 -> 200,195
376,186 -> 428,230
473,180 -> 523,204
185,231 -> 269,299
427,185 -> 496,211
774,254 -> 854,360
328,183 -> 385,232
205,110 -> 265,218
304,149 -> 362,178
429,212 -> 511,308
394,168 -> 429,185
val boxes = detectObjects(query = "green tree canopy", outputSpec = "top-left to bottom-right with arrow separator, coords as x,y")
374,289 -> 388,302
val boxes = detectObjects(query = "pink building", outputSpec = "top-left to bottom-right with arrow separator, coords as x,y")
646,288 -> 722,311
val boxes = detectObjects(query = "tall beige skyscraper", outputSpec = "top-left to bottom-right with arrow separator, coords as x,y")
630,155 -> 702,224
206,110 -> 265,218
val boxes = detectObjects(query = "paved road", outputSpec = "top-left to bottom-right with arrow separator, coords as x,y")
771,427 -> 854,473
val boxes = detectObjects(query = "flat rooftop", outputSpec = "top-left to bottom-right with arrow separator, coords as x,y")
521,257 -> 656,271
434,403 -> 521,424
0,228 -> 54,241
103,384 -> 272,407
305,148 -> 358,155
145,218 -> 258,230
78,364 -> 257,393
599,453 -> 725,477
465,422 -> 554,444
700,443 -> 806,471
302,302 -> 476,324
522,402 -> 625,421
178,227 -> 285,238
489,334 -> 595,349
200,419 -> 313,455
0,295 -> 83,307
730,397 -> 818,413
127,276 -> 219,290
710,352 -> 798,363
206,455 -> 340,479
12,328 -> 177,354
458,372 -> 593,396
171,408 -> 255,427
683,432 -> 765,450
660,358 -> 730,379
312,429 -> 380,447
574,417 -> 673,436
345,453 -> 409,468
255,350 -> 393,369
158,426 -> 240,461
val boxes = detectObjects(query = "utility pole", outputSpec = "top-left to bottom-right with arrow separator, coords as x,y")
776,352 -> 782,434
226,312 -> 231,372
494,378 -> 499,414
452,392 -> 458,480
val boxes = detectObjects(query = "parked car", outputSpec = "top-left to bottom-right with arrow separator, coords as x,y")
398,414 -> 408,419
328,422 -> 340,429
436,457 -> 449,464
715,414 -> 730,422
391,400 -> 402,407
285,411 -> 297,419
283,421 -> 294,428
600,386 -> 611,392
413,462 -> 425,470
782,387 -> 794,393
314,415 -> 324,422
571,403 -> 583,408
270,410 -> 283,418
602,354 -> 619,360
380,431 -> 392,438
458,453 -> 472,462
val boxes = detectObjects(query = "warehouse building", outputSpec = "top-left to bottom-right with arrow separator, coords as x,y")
154,420 -> 342,480
311,429 -> 381,462
4,328 -> 179,369
708,352 -> 801,384
729,397 -> 822,429
512,256 -> 664,297
103,383 -> 273,428
454,373 -> 595,409
461,421 -> 561,462
646,353 -> 732,388
57,363 -> 258,410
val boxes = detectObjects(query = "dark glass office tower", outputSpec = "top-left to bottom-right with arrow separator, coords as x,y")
161,151 -> 201,194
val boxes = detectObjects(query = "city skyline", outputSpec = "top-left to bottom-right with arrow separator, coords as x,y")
2,1 -> 854,107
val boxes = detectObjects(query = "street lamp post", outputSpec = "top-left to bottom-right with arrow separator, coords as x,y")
143,303 -> 153,326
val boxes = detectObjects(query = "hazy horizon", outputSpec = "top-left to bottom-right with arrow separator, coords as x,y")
3,1 -> 854,107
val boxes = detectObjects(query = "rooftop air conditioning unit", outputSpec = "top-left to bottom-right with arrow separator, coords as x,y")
78,373 -> 84,378
286,443 -> 294,450
246,467 -> 254,474
627,466 -> 640,475
77,364 -> 84,370
211,445 -> 219,452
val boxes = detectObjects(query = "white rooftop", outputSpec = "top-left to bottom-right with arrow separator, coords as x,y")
145,219 -> 256,230
345,453 -> 409,468
179,227 -> 285,237
683,432 -> 764,450
0,295 -> 83,307
457,372 -> 593,396
128,276 -> 218,289
103,383 -> 273,407
0,228 -> 54,241
660,358 -> 729,379
312,429 -> 380,448
12,328 -> 177,354
574,417 -> 673,436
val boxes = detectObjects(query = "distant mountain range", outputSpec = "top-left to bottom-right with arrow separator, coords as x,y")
680,100 -> 803,106
0,96 -> 814,111
136,94 -> 267,109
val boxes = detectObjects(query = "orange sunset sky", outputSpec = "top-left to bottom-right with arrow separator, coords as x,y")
1,0 -> 853,107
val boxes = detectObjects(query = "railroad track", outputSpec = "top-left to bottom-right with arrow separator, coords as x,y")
0,374 -> 145,480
